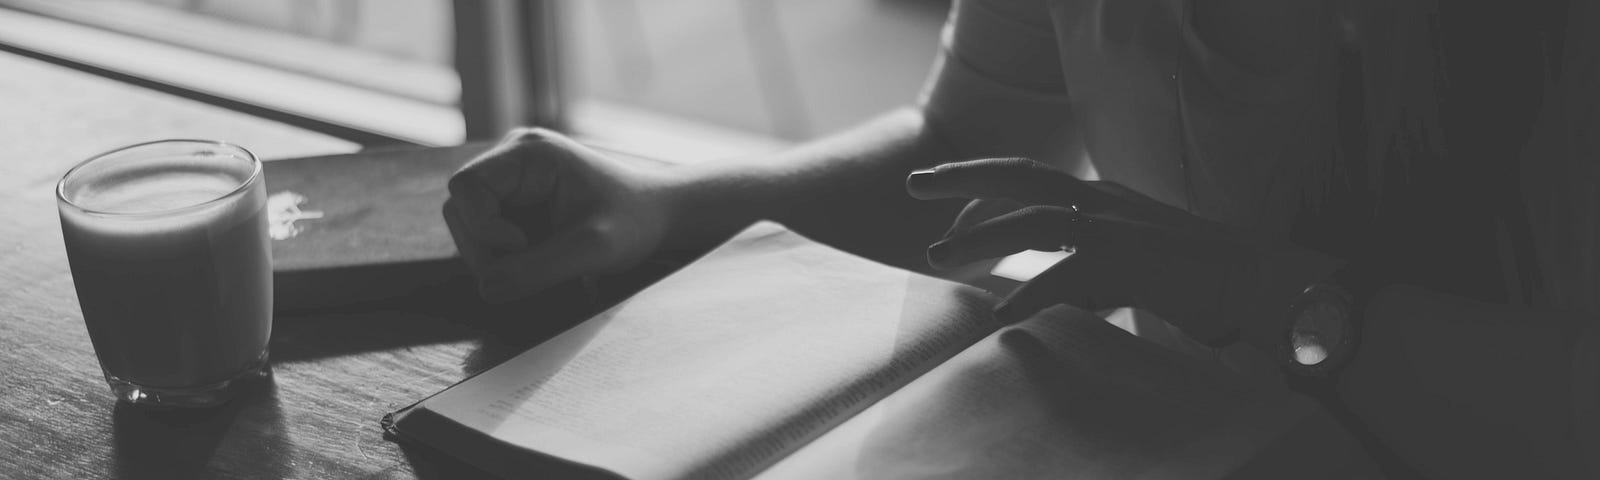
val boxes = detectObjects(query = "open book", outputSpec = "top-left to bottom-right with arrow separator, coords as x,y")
383,222 -> 1376,479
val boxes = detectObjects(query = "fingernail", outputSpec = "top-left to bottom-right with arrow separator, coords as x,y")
906,168 -> 938,189
926,241 -> 952,266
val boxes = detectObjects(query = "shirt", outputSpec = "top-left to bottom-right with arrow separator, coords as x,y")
919,0 -> 1598,314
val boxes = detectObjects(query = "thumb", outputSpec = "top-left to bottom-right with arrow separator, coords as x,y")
994,252 -> 1133,323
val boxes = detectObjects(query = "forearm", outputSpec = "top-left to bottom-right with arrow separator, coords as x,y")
663,108 -> 967,270
1341,285 -> 1599,478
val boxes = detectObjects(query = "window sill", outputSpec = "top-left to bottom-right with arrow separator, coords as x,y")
0,7 -> 463,146
0,0 -> 458,106
0,6 -> 789,159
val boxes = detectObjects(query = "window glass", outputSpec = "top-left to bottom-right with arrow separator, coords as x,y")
1,0 -> 462,144
4,0 -> 949,149
564,0 -> 946,142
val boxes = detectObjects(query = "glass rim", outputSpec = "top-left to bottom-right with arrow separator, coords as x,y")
56,139 -> 262,218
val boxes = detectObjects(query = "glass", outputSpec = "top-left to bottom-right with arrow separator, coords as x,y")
57,140 -> 272,408
0,0 -> 459,107
0,0 -> 464,145
561,1 -> 942,142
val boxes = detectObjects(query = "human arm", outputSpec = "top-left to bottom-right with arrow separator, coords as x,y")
444,0 -> 1079,301
441,108 -> 974,303
908,158 -> 1599,478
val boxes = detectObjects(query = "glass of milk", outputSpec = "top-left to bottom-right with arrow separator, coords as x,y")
57,140 -> 272,408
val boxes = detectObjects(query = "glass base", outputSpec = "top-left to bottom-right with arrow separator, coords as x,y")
104,351 -> 271,408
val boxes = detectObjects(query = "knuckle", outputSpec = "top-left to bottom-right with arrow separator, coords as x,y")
501,129 -> 566,160
506,133 -> 583,168
1006,156 -> 1048,168
446,169 -> 479,192
943,158 -> 1006,176
508,136 -> 554,156
504,126 -> 547,143
453,149 -> 512,183
574,221 -> 620,253
1011,204 -> 1052,217
980,157 -> 1050,173
1011,205 -> 1075,221
509,127 -> 574,150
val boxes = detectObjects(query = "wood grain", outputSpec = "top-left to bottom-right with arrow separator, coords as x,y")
0,49 -> 1388,480
0,52 -> 606,479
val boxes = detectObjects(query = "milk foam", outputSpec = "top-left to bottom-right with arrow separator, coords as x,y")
69,166 -> 243,214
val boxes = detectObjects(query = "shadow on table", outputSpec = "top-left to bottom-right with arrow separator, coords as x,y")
111,373 -> 289,479
396,441 -> 504,480
457,281 -> 595,375
268,245 -> 695,367
458,258 -> 690,375
387,260 -> 691,479
269,275 -> 597,365
267,276 -> 480,364
374,279 -> 606,480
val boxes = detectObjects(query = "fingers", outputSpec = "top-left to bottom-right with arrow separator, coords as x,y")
446,184 -> 530,252
446,128 -> 570,250
444,128 -> 604,301
442,198 -> 493,273
476,221 -> 623,303
994,252 -> 1133,323
450,127 -> 568,201
905,157 -> 1105,210
927,205 -> 1087,270
946,198 -> 1025,238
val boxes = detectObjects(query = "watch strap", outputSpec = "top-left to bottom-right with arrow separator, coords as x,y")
1283,263 -> 1424,477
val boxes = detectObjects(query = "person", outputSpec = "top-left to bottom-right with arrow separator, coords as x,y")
443,0 -> 1598,477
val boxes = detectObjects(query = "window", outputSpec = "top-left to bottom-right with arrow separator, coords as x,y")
0,0 -> 462,145
561,0 -> 947,160
0,0 -> 947,160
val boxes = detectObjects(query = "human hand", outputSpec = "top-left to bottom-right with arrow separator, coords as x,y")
444,128 -> 682,302
906,157 -> 1341,345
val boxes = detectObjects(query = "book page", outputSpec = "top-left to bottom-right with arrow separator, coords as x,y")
418,222 -> 999,480
755,305 -> 1380,480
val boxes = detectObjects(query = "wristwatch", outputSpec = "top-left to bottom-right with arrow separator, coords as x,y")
1278,266 -> 1432,477
1282,281 -> 1359,376
1279,265 -> 1379,377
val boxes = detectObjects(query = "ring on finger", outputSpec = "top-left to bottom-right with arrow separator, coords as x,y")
1062,204 -> 1087,253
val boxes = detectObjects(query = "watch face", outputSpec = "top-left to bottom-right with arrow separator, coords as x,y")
1291,302 -> 1347,366
1286,284 -> 1355,374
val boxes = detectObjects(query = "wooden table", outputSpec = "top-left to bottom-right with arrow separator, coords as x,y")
1,49 -> 1388,480
0,51 -> 608,479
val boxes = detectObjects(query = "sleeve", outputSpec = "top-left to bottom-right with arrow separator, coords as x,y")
918,0 -> 1085,174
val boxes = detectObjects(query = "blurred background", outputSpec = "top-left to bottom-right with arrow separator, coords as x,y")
0,0 -> 949,160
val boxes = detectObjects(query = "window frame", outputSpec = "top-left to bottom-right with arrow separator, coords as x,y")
0,0 -> 786,158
